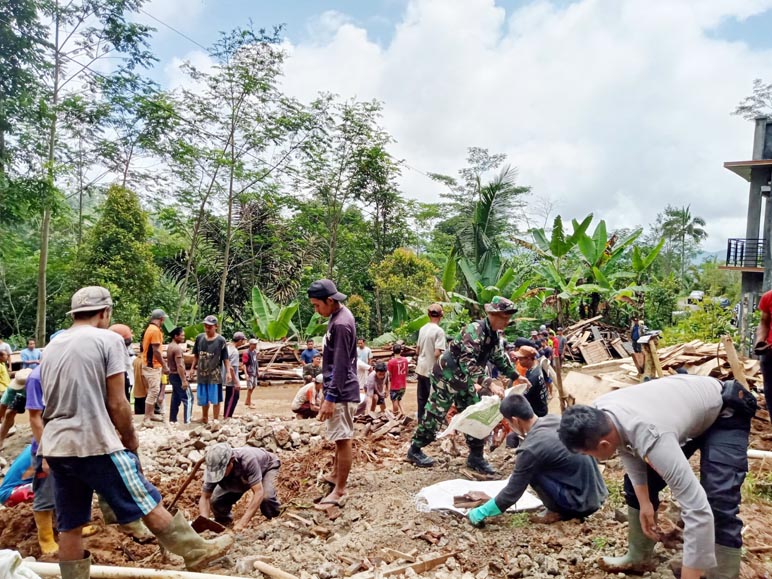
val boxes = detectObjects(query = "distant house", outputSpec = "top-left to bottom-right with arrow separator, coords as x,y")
722,116 -> 772,337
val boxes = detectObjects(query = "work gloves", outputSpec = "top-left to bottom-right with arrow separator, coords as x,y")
467,498 -> 502,526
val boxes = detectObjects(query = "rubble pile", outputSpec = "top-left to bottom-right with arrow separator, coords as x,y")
561,315 -> 632,365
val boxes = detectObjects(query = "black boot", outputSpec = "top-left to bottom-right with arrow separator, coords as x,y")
467,446 -> 497,475
407,444 -> 435,467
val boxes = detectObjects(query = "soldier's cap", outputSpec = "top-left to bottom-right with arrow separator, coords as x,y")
233,331 -> 246,342
307,279 -> 347,301
204,442 -> 233,484
315,373 -> 324,383
203,315 -> 218,326
67,286 -> 113,315
10,368 -> 32,391
514,345 -> 539,359
150,309 -> 167,321
483,296 -> 518,315
427,303 -> 444,316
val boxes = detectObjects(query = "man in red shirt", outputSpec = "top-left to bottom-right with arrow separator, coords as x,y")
387,344 -> 408,415
756,291 -> 772,420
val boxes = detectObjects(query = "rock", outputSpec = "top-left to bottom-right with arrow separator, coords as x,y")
542,556 -> 560,575
475,569 -> 489,579
317,562 -> 341,579
189,427 -> 203,439
188,449 -> 203,463
193,439 -> 207,450
290,432 -> 302,446
272,424 -> 290,447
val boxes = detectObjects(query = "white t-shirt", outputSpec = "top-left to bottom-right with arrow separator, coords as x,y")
223,344 -> 240,386
40,325 -> 129,457
416,323 -> 447,377
357,346 -> 372,364
292,382 -> 320,411
0,342 -> 12,357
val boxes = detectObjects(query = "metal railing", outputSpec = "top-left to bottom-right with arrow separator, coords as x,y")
725,238 -> 765,268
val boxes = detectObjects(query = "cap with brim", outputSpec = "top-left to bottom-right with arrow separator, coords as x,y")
204,443 -> 232,484
249,338 -> 259,345
203,315 -> 218,326
427,303 -> 444,315
150,309 -> 167,320
67,286 -> 113,315
307,279 -> 347,301
315,373 -> 323,383
514,346 -> 539,359
10,369 -> 32,391
233,332 -> 246,341
483,296 -> 518,315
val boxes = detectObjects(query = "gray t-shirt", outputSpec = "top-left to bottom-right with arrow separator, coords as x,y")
223,344 -> 240,386
193,334 -> 228,385
202,447 -> 280,494
416,323 -> 446,376
41,326 -> 129,457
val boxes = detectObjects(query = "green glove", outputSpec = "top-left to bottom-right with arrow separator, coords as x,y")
467,498 -> 502,525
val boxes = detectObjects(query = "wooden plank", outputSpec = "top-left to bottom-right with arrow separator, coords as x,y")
579,341 -> 611,365
720,336 -> 748,387
610,338 -> 628,358
351,553 -> 457,579
566,315 -> 603,332
590,326 -> 603,342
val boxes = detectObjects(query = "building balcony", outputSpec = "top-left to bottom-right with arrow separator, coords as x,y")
719,238 -> 765,272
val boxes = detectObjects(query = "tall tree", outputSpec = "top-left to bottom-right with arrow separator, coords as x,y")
33,0 -> 156,344
661,204 -> 708,287
733,78 -> 772,120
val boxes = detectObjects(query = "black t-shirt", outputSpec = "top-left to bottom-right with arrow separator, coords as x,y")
525,365 -> 549,417
192,334 -> 228,385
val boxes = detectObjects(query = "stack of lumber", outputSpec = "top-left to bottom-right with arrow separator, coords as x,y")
562,315 -> 631,364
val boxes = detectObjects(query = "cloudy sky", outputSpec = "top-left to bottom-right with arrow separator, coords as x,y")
138,0 -> 772,251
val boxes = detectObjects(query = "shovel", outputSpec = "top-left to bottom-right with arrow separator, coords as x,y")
167,457 -> 225,534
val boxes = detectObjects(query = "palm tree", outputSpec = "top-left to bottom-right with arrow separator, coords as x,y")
661,205 -> 708,287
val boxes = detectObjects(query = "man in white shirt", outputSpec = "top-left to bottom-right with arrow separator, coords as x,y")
356,338 -> 372,388
414,304 -> 446,420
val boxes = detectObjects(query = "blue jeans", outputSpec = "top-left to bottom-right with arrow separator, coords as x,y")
169,374 -> 193,423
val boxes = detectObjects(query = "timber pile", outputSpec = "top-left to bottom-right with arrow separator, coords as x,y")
562,315 -> 631,364
581,339 -> 762,389
355,412 -> 415,439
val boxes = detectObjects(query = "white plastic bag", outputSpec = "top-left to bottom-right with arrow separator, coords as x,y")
438,395 -> 502,439
0,550 -> 42,579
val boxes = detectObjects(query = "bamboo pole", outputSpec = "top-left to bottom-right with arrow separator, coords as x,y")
26,561 -> 249,579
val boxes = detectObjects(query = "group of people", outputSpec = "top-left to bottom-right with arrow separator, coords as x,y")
0,277 -> 760,579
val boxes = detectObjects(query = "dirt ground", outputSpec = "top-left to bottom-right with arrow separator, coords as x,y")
2,379 -> 772,578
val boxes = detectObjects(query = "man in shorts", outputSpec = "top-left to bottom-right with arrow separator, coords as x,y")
191,316 -> 233,424
243,338 -> 259,408
365,362 -> 389,414
41,286 -> 232,578
0,369 -> 30,450
307,279 -> 360,508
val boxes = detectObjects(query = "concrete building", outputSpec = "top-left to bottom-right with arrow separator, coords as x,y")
723,116 -> 772,339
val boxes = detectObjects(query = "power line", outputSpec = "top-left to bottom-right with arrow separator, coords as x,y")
139,9 -> 209,52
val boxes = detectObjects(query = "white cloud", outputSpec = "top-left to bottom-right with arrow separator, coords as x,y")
286,0 -> 772,250
138,0 -> 205,30
168,0 -> 772,251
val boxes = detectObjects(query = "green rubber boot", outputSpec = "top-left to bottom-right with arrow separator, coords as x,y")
599,507 -> 656,573
59,550 -> 91,579
707,545 -> 741,579
155,511 -> 233,571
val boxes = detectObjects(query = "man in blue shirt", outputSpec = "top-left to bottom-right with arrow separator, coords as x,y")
300,339 -> 320,364
21,339 -> 42,369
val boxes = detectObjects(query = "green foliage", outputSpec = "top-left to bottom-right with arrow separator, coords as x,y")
662,302 -> 737,345
644,277 -> 679,330
251,287 -> 298,341
742,470 -> 772,503
508,512 -> 530,529
371,248 -> 436,302
347,295 -> 371,339
76,185 -> 159,331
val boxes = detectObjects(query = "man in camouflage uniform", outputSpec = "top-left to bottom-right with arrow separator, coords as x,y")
407,296 -> 523,474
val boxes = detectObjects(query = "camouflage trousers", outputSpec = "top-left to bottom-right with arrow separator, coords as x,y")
411,375 -> 483,452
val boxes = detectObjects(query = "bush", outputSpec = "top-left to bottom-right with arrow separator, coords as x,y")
644,277 -> 679,331
661,302 -> 737,345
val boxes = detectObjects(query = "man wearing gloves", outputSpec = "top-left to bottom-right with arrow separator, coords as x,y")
468,394 -> 607,526
559,374 -> 755,579
407,296 -> 526,475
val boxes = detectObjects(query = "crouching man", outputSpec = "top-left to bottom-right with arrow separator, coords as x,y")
467,394 -> 607,526
559,375 -> 756,579
200,443 -> 281,531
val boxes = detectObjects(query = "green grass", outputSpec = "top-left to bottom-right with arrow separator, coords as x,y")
592,536 -> 609,550
742,471 -> 772,502
606,478 -> 626,509
508,512 -> 530,528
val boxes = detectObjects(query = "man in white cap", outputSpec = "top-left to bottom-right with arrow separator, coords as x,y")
141,308 -> 169,427
41,286 -> 232,578
190,316 -> 233,424
243,338 -> 260,408
0,369 -> 31,450
199,442 -> 281,531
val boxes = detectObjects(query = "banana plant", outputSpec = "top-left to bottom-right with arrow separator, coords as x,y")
251,287 -> 298,341
632,237 -> 666,284
576,219 -> 642,281
292,311 -> 328,342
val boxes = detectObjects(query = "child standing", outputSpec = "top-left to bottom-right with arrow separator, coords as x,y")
387,344 -> 408,416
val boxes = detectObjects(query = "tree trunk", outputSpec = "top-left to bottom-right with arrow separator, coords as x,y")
36,3 -> 61,346
374,286 -> 383,335
217,122 -> 237,320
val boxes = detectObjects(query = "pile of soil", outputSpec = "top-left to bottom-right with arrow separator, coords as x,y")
2,383 -> 772,578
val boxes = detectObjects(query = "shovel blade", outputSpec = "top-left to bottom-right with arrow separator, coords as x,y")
191,515 -> 226,534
